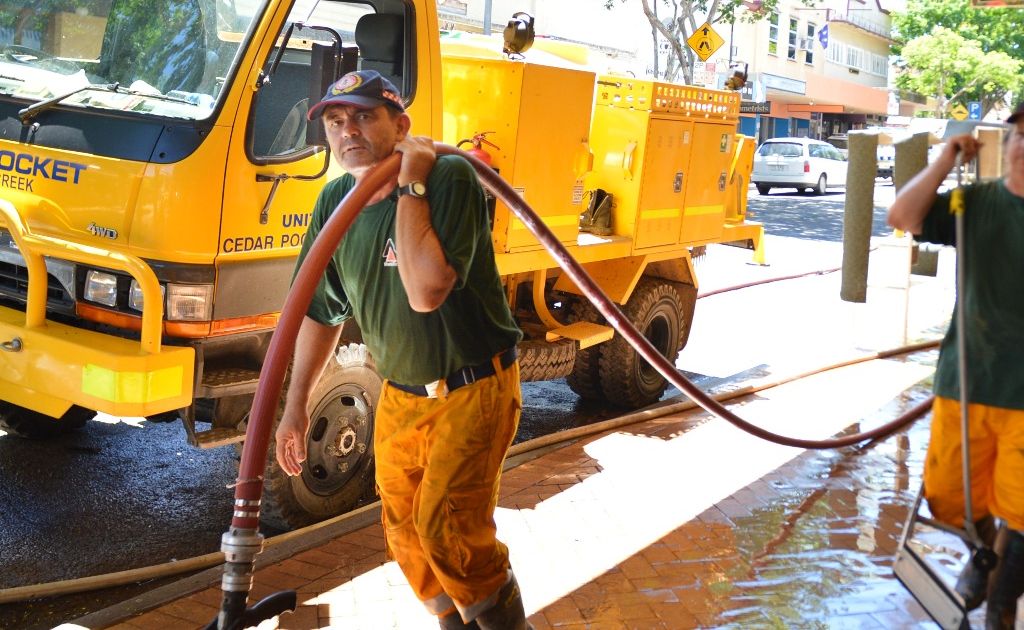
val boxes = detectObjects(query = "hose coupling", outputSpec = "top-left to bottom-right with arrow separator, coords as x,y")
220,527 -> 264,565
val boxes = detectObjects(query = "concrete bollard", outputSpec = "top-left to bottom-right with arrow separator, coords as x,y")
840,131 -> 878,303
893,132 -> 929,193
977,127 -> 1004,181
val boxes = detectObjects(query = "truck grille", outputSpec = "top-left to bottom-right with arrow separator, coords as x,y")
0,229 -> 76,316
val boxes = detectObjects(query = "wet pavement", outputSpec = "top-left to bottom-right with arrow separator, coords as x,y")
67,232 -> 1024,629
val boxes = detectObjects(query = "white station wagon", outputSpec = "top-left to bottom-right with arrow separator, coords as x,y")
752,137 -> 849,195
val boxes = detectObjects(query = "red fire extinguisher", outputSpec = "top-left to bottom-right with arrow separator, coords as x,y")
457,131 -> 499,167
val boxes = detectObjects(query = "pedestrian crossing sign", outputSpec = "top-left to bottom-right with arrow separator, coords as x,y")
687,22 -> 725,62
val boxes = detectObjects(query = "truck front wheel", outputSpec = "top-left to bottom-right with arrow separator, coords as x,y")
0,403 -> 94,439
260,343 -> 380,530
597,279 -> 688,408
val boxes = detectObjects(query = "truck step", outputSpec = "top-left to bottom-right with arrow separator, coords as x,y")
197,367 -> 261,398
191,426 -> 247,449
545,321 -> 614,349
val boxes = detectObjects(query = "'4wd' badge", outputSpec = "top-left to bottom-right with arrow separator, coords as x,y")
87,222 -> 118,239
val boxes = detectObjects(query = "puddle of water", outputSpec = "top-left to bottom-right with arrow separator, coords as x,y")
703,385 -> 986,628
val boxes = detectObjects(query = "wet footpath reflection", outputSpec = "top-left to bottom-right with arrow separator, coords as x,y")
710,386 -> 938,628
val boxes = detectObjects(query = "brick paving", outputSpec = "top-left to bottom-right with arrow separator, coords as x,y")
85,353 -> 1010,630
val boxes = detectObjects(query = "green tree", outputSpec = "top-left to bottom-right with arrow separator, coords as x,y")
604,0 -> 783,84
890,0 -> 1024,115
895,26 -> 1021,117
890,0 -> 1024,59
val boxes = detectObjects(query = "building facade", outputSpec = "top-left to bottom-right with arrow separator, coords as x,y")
437,1 -> 899,142
723,0 -> 895,142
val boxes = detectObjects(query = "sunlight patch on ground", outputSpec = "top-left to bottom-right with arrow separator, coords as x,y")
91,412 -> 147,428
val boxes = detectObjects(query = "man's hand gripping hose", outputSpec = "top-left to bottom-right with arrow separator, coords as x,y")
212,145 -> 932,629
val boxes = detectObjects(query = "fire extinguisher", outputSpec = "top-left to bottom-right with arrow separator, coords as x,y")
457,131 -> 499,168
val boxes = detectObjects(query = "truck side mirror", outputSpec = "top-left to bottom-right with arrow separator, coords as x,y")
306,42 -> 339,148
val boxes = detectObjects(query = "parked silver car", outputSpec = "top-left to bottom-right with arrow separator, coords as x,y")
752,137 -> 848,195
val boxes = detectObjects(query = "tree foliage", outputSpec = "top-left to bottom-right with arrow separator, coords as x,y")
890,0 -> 1024,59
890,0 -> 1024,115
604,0 -> 784,84
895,26 -> 1021,117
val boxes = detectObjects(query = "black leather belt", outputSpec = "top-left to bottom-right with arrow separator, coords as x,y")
389,347 -> 517,398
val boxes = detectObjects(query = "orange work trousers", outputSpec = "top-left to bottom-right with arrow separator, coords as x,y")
924,396 -> 1024,531
375,355 -> 521,621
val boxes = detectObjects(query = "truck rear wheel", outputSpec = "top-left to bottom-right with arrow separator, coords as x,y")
565,298 -> 606,401
0,403 -> 94,439
597,279 -> 687,408
260,343 -> 379,530
517,338 -> 576,382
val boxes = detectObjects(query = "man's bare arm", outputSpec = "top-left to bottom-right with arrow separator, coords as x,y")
394,136 -> 457,312
275,316 -> 343,476
888,134 -> 981,234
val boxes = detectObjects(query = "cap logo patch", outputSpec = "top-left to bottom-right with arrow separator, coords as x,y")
331,73 -> 363,95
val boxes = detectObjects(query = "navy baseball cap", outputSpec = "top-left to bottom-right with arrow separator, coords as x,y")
307,70 -> 405,120
1007,102 -> 1024,124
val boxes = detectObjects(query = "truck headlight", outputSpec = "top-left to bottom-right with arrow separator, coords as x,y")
128,279 -> 166,312
166,283 -> 214,321
83,270 -> 118,307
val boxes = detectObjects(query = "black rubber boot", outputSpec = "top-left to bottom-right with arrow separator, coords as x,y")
475,573 -> 533,630
439,610 -> 480,629
956,516 -> 1000,610
985,527 -> 1024,630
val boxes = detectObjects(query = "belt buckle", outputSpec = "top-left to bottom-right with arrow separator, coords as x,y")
423,379 -> 448,399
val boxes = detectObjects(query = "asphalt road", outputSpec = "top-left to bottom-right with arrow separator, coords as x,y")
0,180 -> 915,629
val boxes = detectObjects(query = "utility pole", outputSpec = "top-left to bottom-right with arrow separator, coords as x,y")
483,0 -> 492,35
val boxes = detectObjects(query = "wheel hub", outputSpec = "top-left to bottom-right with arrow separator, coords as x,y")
302,386 -> 372,496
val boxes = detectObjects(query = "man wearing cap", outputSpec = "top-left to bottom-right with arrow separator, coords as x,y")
889,103 -> 1024,629
275,69 -> 530,630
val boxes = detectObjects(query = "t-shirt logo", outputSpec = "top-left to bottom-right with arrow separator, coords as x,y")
381,238 -> 398,267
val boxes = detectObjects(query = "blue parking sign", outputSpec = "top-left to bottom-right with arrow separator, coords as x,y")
968,101 -> 981,120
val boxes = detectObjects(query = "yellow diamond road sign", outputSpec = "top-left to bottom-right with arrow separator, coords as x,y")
949,103 -> 969,121
687,22 -> 725,62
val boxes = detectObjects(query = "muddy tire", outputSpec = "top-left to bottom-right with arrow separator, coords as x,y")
517,338 -> 575,382
0,403 -> 94,439
260,343 -> 380,530
597,279 -> 688,409
815,174 -> 827,195
564,298 -> 606,401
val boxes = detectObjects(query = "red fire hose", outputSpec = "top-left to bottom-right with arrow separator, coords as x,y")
213,145 -> 934,628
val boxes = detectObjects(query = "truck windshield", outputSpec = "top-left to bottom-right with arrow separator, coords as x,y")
0,0 -> 266,121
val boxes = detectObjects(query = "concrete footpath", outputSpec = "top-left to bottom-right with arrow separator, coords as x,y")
61,240 -> 1019,629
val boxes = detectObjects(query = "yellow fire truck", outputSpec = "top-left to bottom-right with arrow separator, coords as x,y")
0,0 -> 761,528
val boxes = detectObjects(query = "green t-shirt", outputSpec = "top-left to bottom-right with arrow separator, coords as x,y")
919,179 -> 1024,409
295,154 -> 522,385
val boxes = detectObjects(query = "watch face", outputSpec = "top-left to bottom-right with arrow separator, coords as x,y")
411,181 -> 427,196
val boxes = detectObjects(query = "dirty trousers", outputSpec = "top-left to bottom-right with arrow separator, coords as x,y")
375,356 -> 521,621
924,396 -> 1024,531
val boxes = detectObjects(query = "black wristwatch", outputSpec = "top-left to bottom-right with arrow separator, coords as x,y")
397,181 -> 428,199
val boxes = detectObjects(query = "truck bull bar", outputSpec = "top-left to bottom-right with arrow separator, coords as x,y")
0,200 -> 193,419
